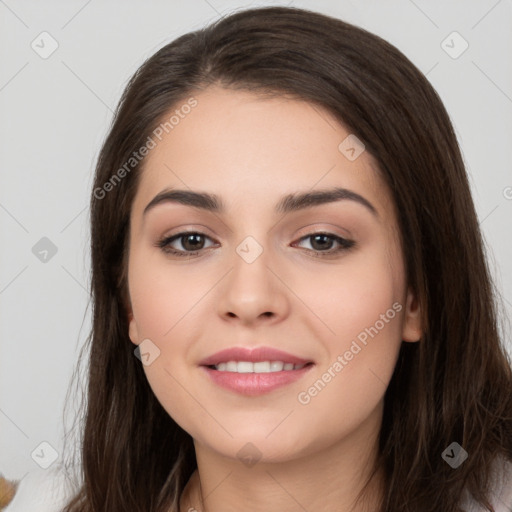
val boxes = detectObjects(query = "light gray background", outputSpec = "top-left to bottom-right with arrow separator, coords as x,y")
1,0 -> 511,481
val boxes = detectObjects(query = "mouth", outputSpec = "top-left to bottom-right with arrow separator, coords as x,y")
205,361 -> 314,373
198,346 -> 315,395
200,362 -> 314,396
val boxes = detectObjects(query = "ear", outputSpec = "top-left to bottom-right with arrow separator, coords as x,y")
127,307 -> 140,346
401,287 -> 422,342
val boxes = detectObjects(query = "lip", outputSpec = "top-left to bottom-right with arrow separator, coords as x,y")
198,346 -> 315,396
199,346 -> 313,366
200,364 -> 314,396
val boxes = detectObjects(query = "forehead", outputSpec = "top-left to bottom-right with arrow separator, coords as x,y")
132,86 -> 391,219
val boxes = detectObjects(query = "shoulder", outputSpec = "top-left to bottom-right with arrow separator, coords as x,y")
461,456 -> 512,512
3,465 -> 77,512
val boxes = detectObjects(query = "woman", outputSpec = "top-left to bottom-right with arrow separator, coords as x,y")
8,5 -> 512,512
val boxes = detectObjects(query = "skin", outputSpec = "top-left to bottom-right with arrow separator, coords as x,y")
126,86 -> 422,512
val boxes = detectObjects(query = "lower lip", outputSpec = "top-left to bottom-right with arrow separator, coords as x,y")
200,364 -> 314,396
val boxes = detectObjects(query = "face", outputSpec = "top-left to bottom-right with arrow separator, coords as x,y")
126,86 -> 421,463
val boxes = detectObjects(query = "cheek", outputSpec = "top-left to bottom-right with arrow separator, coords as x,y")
128,248 -> 209,342
293,249 -> 404,433
298,248 -> 403,352
128,250 -> 216,432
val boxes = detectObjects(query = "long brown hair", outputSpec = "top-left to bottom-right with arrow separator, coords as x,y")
61,6 -> 512,511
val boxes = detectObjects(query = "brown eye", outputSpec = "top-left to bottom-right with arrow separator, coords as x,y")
294,233 -> 355,256
309,234 -> 335,251
156,232 -> 216,256
179,233 -> 206,251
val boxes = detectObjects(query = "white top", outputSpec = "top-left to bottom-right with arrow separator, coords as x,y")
4,458 -> 512,511
459,455 -> 512,512
4,465 -> 76,512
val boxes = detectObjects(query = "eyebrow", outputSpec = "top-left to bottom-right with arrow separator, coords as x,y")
143,187 -> 378,218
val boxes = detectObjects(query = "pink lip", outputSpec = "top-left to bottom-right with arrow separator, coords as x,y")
198,346 -> 314,396
199,346 -> 313,366
200,364 -> 314,396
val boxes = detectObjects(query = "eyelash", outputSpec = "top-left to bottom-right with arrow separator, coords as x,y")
155,231 -> 355,258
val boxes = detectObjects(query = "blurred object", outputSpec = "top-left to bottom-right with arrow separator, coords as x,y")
2,466 -> 77,512
0,475 -> 18,510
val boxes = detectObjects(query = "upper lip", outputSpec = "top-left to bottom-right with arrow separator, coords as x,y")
199,346 -> 313,366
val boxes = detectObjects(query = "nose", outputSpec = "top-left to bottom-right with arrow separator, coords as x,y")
216,241 -> 290,327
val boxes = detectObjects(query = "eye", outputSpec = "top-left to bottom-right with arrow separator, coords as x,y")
293,232 -> 355,257
156,231 -> 216,257
155,230 -> 355,258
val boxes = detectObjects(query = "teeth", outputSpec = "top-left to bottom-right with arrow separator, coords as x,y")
226,361 -> 238,372
237,361 -> 254,373
213,360 -> 307,372
254,361 -> 271,372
